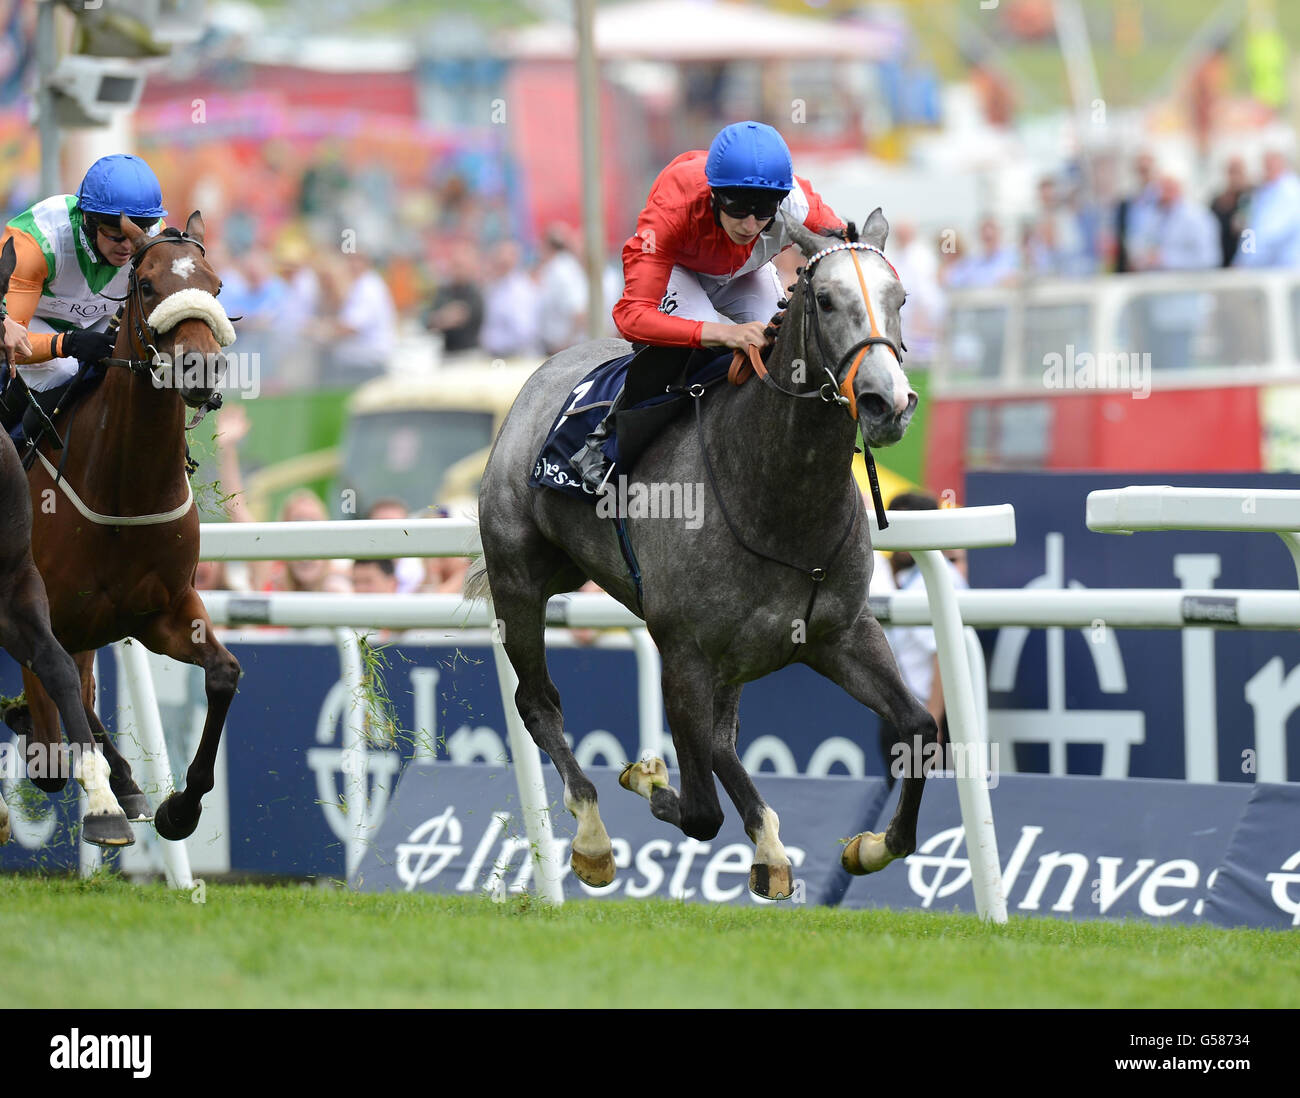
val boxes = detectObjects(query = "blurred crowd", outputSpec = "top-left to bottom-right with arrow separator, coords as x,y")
207,213 -> 618,392
889,148 -> 1300,363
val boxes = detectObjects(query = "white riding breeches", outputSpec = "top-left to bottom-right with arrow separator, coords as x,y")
18,316 -> 111,392
657,263 -> 783,327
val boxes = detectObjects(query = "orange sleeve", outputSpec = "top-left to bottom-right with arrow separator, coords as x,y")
2,227 -> 61,363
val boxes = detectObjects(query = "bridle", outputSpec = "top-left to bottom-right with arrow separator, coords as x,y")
102,228 -> 228,428
730,241 -> 905,422
800,241 -> 905,421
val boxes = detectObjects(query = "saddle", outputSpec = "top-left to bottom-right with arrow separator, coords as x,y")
529,346 -> 732,502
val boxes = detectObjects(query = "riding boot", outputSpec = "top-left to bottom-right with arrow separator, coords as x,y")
568,386 -> 625,494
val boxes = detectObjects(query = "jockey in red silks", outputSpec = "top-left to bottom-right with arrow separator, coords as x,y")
570,120 -> 846,491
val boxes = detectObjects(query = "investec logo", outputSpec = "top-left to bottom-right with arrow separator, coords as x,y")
395,806 -> 806,904
910,824 -> 1300,923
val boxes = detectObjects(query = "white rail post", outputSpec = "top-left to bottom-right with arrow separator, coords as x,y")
79,651 -> 104,878
115,639 -> 193,890
489,615 -> 565,904
914,551 -> 1007,924
334,629 -> 370,884
629,628 -> 666,761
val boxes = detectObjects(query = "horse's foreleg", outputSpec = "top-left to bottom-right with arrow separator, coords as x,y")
73,651 -> 152,822
802,614 -> 937,875
138,593 -> 240,842
16,670 -> 65,793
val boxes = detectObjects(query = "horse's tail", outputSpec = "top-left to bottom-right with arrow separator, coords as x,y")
463,554 -> 491,603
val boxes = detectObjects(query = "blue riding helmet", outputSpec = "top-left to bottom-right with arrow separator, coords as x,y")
705,121 -> 793,193
75,154 -> 167,219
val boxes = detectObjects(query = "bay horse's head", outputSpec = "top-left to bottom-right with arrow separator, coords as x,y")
118,211 -> 236,413
784,209 -> 916,448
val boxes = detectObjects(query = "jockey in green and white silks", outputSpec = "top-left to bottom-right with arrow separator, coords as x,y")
2,154 -> 166,392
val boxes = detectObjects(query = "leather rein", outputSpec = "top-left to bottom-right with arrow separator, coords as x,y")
690,240 -> 906,657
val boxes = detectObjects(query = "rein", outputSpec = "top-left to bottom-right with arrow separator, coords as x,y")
726,240 -> 904,532
687,241 -> 903,656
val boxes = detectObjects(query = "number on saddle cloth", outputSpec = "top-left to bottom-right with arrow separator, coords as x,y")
529,346 -> 731,502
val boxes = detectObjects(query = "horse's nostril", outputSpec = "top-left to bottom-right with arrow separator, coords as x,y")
860,393 -> 890,421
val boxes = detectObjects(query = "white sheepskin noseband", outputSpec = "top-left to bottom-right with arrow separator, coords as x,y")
147,288 -> 237,347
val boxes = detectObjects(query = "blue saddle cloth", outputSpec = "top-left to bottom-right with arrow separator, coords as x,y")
529,350 -> 731,502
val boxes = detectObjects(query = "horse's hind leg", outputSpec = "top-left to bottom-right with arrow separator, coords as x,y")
802,614 -> 937,875
486,550 -> 616,888
707,685 -> 796,900
74,652 -> 152,822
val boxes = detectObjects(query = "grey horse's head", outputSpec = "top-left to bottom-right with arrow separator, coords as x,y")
783,209 -> 917,448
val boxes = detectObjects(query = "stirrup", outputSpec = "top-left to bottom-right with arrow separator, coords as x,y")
570,437 -> 616,494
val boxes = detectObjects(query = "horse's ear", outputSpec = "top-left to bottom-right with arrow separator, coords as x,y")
0,236 -> 15,289
782,213 -> 827,261
185,211 -> 206,245
120,213 -> 149,249
863,208 -> 889,251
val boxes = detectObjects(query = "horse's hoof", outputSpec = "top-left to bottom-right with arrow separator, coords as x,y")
841,831 -> 899,875
749,862 -> 795,900
1,700 -> 29,736
570,847 -> 616,888
619,757 -> 668,799
82,811 -> 135,847
115,792 -> 154,822
153,794 -> 200,841
29,775 -> 66,794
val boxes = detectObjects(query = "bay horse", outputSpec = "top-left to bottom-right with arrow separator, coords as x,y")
473,209 -> 936,899
2,212 -> 240,844
0,237 -> 133,846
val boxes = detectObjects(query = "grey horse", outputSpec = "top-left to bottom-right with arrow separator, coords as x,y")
471,210 -> 936,899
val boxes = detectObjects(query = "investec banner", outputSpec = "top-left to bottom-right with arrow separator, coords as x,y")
966,472 -> 1300,785
0,636 -> 885,876
362,767 -> 889,905
367,766 -> 1300,928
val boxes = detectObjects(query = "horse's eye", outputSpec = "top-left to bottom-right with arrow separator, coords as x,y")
139,279 -> 153,295
816,291 -> 833,311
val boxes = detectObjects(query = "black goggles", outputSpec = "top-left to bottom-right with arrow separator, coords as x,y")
713,190 -> 785,221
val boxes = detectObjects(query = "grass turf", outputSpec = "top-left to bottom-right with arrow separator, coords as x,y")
0,874 -> 1295,1009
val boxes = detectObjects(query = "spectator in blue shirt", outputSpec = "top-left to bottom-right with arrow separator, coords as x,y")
1234,151 -> 1300,269
945,217 -> 1020,289
1143,176 -> 1220,271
